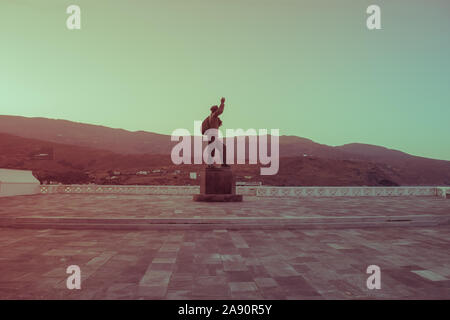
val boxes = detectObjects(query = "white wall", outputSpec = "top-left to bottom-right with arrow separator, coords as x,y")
0,169 -> 40,197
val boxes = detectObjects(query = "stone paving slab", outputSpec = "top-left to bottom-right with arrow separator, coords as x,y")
0,226 -> 449,299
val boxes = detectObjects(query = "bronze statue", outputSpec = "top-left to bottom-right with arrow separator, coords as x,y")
202,97 -> 228,167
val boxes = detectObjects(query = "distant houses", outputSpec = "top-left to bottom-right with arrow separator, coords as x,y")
105,169 -> 173,176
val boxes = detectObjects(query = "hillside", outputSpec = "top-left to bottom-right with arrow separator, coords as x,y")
0,115 -> 172,155
1,129 -> 449,186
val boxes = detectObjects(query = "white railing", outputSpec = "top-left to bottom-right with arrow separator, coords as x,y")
436,187 -> 450,199
39,185 -> 446,198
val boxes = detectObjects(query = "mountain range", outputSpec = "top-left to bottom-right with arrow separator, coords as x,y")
0,115 -> 449,186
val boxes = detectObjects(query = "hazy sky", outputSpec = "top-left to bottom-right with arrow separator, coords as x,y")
1,0 -> 449,160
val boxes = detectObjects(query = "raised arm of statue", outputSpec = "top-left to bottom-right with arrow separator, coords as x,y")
214,97 -> 225,117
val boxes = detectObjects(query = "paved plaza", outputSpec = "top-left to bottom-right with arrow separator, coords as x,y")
0,194 -> 449,299
1,194 -> 450,220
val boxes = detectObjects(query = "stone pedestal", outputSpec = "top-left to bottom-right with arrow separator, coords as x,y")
193,167 -> 243,202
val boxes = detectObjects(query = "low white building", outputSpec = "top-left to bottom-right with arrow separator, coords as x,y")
0,169 -> 40,197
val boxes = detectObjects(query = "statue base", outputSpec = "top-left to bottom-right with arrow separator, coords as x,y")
193,194 -> 243,202
193,166 -> 243,202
